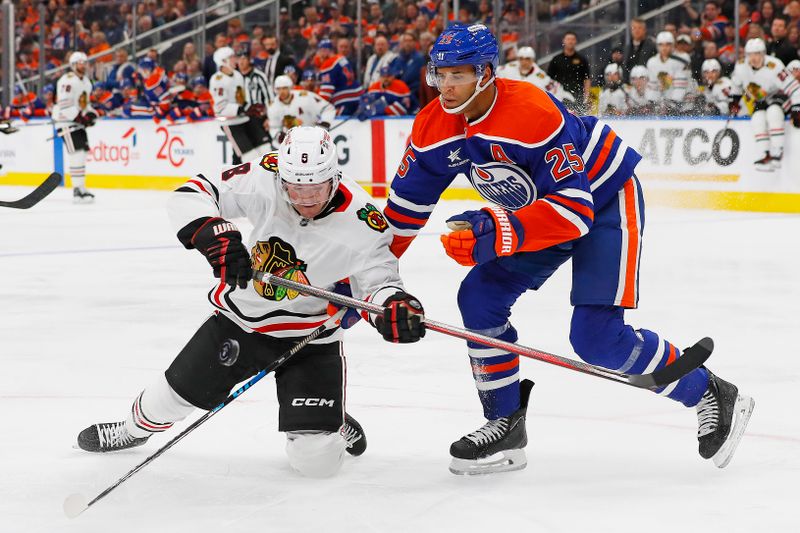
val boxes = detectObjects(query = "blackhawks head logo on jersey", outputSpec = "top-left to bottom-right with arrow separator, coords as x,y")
251,236 -> 309,301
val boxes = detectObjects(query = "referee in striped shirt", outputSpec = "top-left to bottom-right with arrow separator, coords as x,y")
237,44 -> 272,144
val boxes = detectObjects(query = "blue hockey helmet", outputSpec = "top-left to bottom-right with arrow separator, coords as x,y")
174,72 -> 189,85
191,75 -> 207,88
429,23 -> 499,72
92,81 -> 106,92
42,83 -> 55,95
120,77 -> 135,89
138,57 -> 156,71
301,69 -> 317,81
427,23 -> 499,114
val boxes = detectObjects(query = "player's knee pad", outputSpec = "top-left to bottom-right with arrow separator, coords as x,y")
569,305 -> 637,369
457,262 -> 530,330
766,104 -> 785,131
125,374 -> 195,438
285,431 -> 346,478
751,110 -> 768,136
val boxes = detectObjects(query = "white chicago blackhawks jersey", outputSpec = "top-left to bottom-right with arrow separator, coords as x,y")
209,69 -> 248,118
730,55 -> 800,107
54,71 -> 94,123
598,86 -> 628,115
624,85 -> 660,111
496,61 -> 575,102
267,90 -> 336,140
704,77 -> 733,114
168,154 -> 403,342
646,54 -> 690,103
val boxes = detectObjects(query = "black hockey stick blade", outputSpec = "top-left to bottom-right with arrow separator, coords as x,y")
0,172 -> 61,209
628,337 -> 714,389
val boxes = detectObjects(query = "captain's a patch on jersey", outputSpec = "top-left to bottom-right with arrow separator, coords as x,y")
259,151 -> 278,172
357,203 -> 388,233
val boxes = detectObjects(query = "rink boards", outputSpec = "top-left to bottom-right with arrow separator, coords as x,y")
1,116 -> 799,213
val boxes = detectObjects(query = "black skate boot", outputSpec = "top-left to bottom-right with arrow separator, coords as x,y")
695,370 -> 755,468
754,152 -> 774,172
449,379 -> 534,475
342,413 -> 366,457
73,186 -> 95,204
77,421 -> 150,452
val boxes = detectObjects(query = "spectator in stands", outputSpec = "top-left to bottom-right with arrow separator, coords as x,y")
394,30 -> 425,97
787,1 -> 800,30
337,37 -> 356,67
759,1 -> 776,35
790,24 -> 800,50
672,0 -> 701,32
382,0 -> 402,23
551,0 -> 579,21
768,16 -> 799,65
695,1 -> 730,47
364,34 -> 397,87
107,49 -> 136,90
285,22 -> 309,60
360,62 -> 415,119
263,35 -> 297,99
182,42 -> 200,67
547,31 -> 591,112
204,33 -> 229,82
623,17 -> 657,82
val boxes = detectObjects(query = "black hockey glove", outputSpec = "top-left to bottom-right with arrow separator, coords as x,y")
76,111 -> 98,128
374,291 -> 425,343
728,99 -> 741,117
184,217 -> 252,289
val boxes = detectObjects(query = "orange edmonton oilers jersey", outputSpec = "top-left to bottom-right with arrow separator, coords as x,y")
383,78 -> 642,256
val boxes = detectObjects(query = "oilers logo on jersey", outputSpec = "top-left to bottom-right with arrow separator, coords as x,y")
468,162 -> 538,210
251,237 -> 309,301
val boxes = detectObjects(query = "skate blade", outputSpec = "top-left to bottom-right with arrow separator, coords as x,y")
73,197 -> 95,204
449,448 -> 527,476
712,394 -> 755,469
754,165 -> 775,173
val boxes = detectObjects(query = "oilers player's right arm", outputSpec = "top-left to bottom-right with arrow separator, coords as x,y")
167,154 -> 277,246
383,102 -> 464,257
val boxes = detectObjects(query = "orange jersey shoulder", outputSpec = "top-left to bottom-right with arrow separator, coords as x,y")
469,78 -> 565,145
410,98 -> 464,150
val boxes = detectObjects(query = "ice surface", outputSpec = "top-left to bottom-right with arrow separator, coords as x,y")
0,187 -> 798,533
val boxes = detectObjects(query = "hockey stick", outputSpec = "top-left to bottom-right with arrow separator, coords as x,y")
0,172 -> 61,209
63,307 -> 348,519
253,271 -> 713,390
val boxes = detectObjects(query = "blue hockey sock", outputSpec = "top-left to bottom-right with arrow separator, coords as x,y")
468,324 -> 520,419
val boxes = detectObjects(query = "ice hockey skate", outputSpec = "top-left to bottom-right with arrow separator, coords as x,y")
753,152 -> 774,172
77,421 -> 150,452
771,151 -> 783,169
449,379 -> 534,475
73,186 -> 95,204
696,370 -> 755,468
342,412 -> 366,456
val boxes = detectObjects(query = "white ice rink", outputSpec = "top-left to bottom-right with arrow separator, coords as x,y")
0,186 -> 798,533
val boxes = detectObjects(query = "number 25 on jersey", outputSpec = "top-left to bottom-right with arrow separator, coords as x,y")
544,143 -> 584,182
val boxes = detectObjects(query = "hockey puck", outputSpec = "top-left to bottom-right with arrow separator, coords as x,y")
218,339 -> 240,367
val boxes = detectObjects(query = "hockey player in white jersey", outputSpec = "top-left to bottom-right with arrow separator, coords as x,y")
75,126 -> 425,478
730,38 -> 800,170
624,65 -> 659,115
267,75 -> 336,145
210,46 -> 271,165
496,46 -> 575,104
700,59 -> 732,115
646,31 -> 691,114
54,51 -> 97,203
598,63 -> 628,116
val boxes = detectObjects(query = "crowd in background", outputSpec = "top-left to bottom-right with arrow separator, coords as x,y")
5,0 -> 800,121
